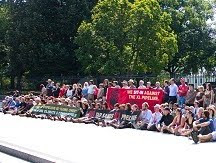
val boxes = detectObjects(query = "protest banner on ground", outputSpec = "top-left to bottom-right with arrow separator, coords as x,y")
31,104 -> 80,118
106,88 -> 164,111
94,109 -> 141,122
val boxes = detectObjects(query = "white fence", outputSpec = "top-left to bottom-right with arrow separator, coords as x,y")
183,74 -> 216,88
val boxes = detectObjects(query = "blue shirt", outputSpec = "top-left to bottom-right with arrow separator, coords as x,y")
199,118 -> 215,132
140,109 -> 152,124
209,119 -> 215,132
213,118 -> 216,131
198,118 -> 208,123
82,88 -> 88,96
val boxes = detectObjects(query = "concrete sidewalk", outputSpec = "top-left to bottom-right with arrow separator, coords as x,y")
0,113 -> 215,163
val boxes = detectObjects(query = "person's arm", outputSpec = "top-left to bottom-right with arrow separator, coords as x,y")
168,116 -> 177,128
210,90 -> 214,104
176,85 -> 179,96
145,112 -> 152,124
147,116 -> 154,129
198,93 -> 204,102
193,120 -> 199,127
177,116 -> 186,129
183,121 -> 187,129
197,121 -> 210,128
159,116 -> 164,125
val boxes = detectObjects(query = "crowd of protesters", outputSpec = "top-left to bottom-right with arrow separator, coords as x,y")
1,78 -> 216,144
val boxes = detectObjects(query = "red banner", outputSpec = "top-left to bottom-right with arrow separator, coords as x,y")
106,88 -> 164,112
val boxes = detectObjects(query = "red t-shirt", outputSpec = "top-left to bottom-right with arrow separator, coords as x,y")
87,110 -> 96,118
178,84 -> 188,97
114,110 -> 121,120
59,88 -> 66,97
94,88 -> 99,96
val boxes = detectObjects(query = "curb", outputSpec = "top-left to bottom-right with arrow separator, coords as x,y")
0,140 -> 71,163
0,144 -> 54,163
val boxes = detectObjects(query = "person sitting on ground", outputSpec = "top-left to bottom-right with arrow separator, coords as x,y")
71,103 -> 98,123
109,103 -> 131,129
132,102 -> 152,130
171,103 -> 178,117
194,131 -> 216,143
179,110 -> 195,136
195,107 -> 204,120
2,97 -> 16,114
167,108 -> 186,135
147,104 -> 162,131
18,99 -> 34,116
157,107 -> 174,133
106,103 -> 123,127
191,110 -> 215,143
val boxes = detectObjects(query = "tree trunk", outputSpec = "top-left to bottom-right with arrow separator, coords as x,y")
16,74 -> 22,91
10,75 -> 15,90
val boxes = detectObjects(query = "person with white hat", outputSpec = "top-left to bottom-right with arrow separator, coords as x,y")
138,80 -> 146,89
121,80 -> 129,89
128,79 -> 136,89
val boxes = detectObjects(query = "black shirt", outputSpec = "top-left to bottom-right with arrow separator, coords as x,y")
159,114 -> 174,126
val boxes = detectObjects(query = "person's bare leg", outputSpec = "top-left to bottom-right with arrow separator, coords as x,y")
167,127 -> 175,134
198,134 -> 212,143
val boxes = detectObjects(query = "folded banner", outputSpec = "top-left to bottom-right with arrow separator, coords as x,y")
106,88 -> 164,111
31,104 -> 81,118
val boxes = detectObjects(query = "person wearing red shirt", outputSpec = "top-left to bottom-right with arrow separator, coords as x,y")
59,84 -> 67,97
178,78 -> 189,109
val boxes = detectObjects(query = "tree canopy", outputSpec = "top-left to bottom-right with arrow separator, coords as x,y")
75,0 -> 177,75
0,0 -> 215,89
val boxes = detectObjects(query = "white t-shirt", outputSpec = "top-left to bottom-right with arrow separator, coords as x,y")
88,85 -> 94,94
169,84 -> 178,96
66,89 -> 73,97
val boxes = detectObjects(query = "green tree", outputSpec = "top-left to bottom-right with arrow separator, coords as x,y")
75,0 -> 177,76
0,4 -> 9,88
159,0 -> 215,76
5,0 -> 97,89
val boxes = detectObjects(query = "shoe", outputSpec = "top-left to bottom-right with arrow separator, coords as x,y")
191,131 -> 199,144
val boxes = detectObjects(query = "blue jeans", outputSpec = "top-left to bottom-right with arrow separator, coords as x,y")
178,96 -> 186,109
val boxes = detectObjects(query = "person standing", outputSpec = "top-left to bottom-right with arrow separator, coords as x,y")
46,79 -> 53,96
82,82 -> 89,99
168,78 -> 178,103
163,80 -> 170,103
138,80 -> 146,89
40,84 -> 47,97
177,78 -> 188,108
97,83 -> 104,100
121,80 -> 129,89
203,83 -> 214,108
154,82 -> 163,90
53,83 -> 60,98
128,79 -> 136,89
195,86 -> 205,107
185,84 -> 197,106
87,80 -> 95,101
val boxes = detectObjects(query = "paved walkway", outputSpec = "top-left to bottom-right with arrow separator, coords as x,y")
0,113 -> 215,163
